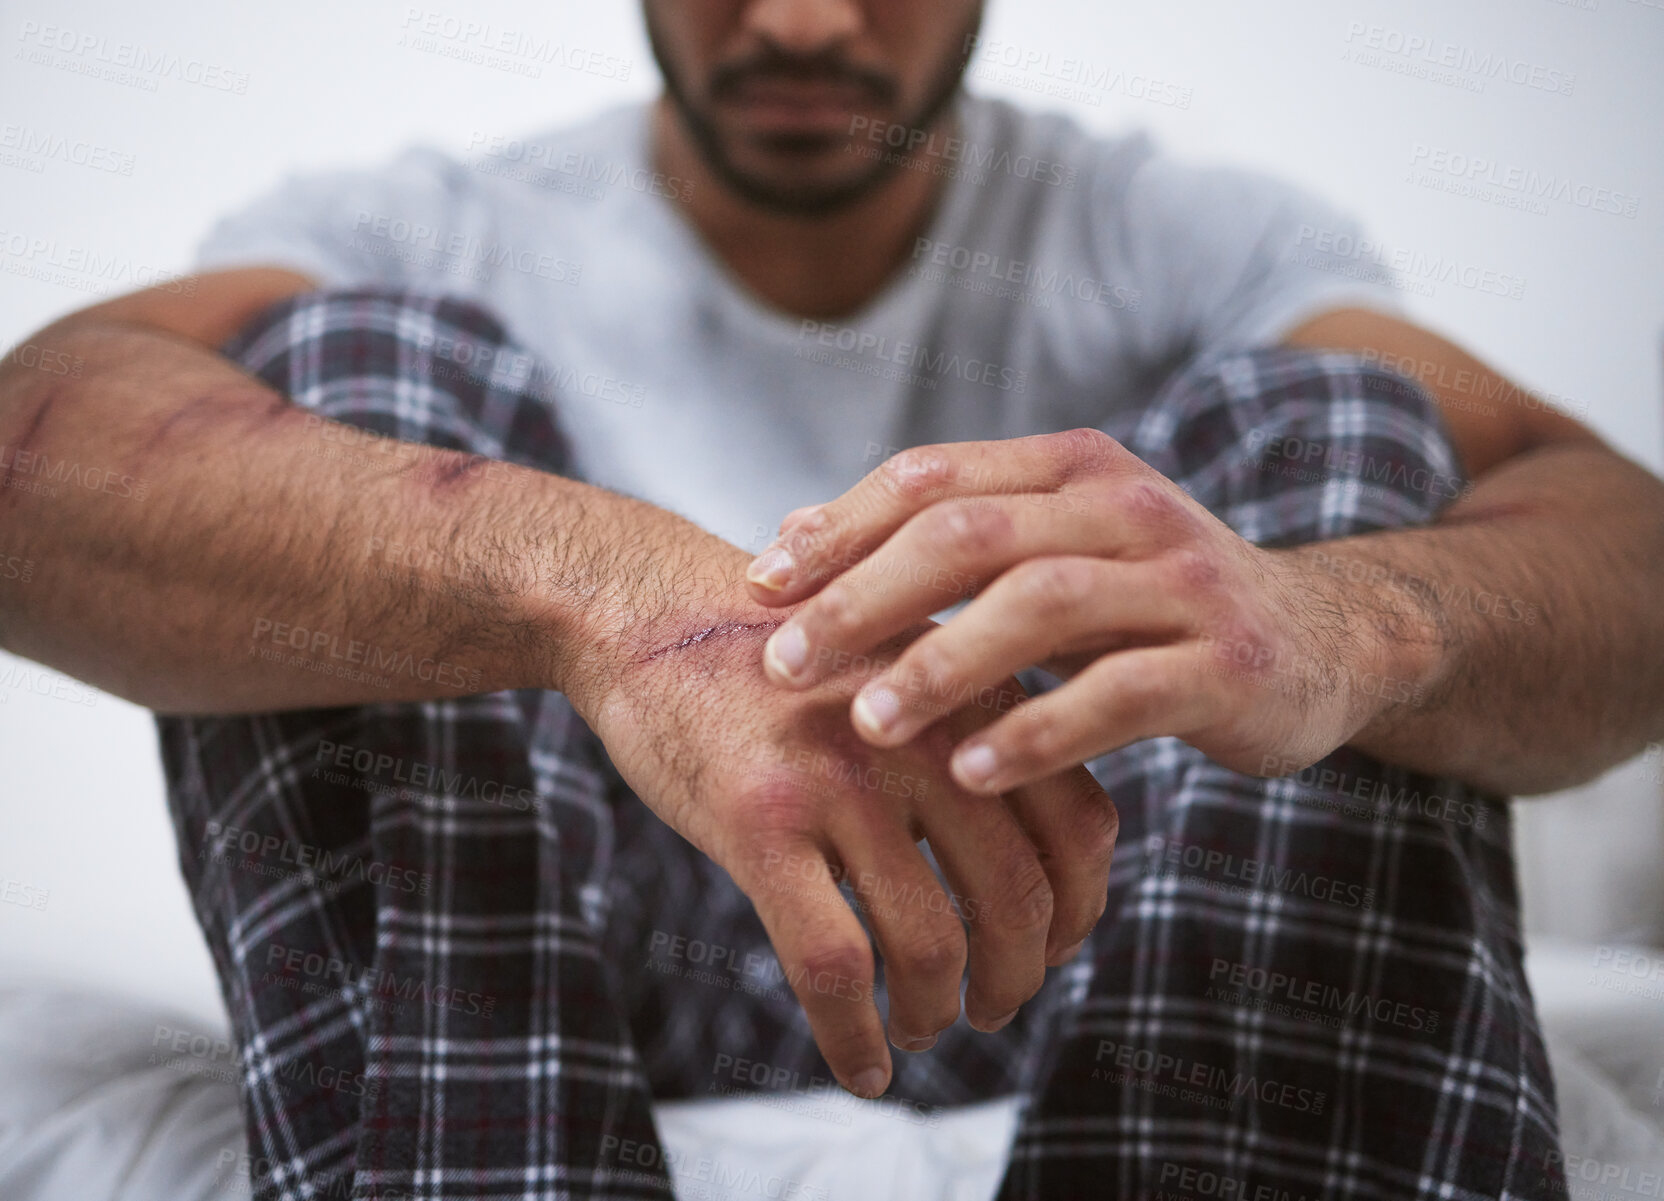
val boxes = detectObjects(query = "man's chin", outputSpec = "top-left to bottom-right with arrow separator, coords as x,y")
665,99 -> 913,216
705,146 -> 894,217
729,171 -> 893,217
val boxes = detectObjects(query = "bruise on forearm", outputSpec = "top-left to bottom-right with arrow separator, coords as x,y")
0,321 -> 562,709
131,385 -> 296,464
0,314 -> 800,718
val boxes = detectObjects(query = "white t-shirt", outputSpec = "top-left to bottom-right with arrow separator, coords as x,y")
196,94 -> 1400,550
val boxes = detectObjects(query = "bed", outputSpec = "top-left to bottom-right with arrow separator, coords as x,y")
2,940 -> 1659,1200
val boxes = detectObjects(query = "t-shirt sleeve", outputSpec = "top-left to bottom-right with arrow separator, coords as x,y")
1107,148 -> 1404,359
193,146 -> 494,295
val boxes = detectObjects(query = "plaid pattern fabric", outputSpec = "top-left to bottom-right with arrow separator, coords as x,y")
156,289 -> 1566,1201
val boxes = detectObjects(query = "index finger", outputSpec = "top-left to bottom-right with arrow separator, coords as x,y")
745,429 -> 1126,606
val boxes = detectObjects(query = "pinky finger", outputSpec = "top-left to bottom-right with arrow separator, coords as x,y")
949,646 -> 1219,794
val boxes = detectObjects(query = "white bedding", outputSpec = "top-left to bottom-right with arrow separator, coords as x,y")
0,968 -> 1017,1201
2,943 -> 1659,1200
1524,941 -> 1664,1198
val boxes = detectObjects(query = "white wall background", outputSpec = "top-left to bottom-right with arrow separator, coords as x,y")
1,0 -> 1661,1022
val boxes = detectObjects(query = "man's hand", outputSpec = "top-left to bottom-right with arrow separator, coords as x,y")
741,429 -> 1437,795
574,541 -> 1117,1100
0,277 -> 1118,1103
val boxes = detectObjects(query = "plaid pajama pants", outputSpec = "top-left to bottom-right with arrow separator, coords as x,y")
156,289 -> 1567,1201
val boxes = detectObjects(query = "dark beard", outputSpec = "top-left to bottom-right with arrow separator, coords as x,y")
644,4 -> 983,217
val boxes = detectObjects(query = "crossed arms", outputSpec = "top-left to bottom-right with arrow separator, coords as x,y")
2,269 -> 1661,1097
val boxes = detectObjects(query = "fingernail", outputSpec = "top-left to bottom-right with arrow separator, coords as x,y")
765,625 -> 810,681
853,687 -> 901,737
746,545 -> 794,591
890,1030 -> 937,1053
953,744 -> 1000,790
850,1066 -> 889,1098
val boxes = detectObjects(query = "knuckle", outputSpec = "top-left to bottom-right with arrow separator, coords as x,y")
1117,479 -> 1193,536
987,854 -> 1055,935
1166,547 -> 1221,594
738,782 -> 816,843
779,512 -> 832,562
1068,797 -> 1121,873
1209,617 -> 1276,665
892,922 -> 967,981
1013,556 -> 1093,615
798,939 -> 872,994
881,448 -> 952,503
1052,823 -> 1115,942
1023,724 -> 1070,768
1051,426 -> 1122,470
921,500 -> 1011,559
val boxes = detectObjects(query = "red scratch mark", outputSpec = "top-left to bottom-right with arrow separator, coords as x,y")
641,619 -> 783,662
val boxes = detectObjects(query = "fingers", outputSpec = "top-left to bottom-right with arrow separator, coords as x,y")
1004,766 -> 1119,965
829,814 -> 968,1053
951,646 -> 1220,795
915,789 -> 1055,1032
849,557 -> 1191,747
745,429 -> 1128,606
758,491 -> 1127,691
743,835 -> 891,1098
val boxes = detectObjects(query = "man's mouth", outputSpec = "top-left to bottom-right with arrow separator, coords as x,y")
718,73 -> 890,137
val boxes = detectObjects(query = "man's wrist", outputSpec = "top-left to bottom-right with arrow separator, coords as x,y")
1282,540 -> 1455,750
522,505 -> 769,726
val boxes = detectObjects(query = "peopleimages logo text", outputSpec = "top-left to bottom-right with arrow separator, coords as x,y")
798,320 -> 1028,393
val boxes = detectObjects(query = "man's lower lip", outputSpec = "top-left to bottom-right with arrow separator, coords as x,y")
726,98 -> 866,133
722,87 -> 871,115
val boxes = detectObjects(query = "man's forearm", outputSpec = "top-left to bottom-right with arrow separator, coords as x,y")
0,315 -> 732,718
1305,440 -> 1664,795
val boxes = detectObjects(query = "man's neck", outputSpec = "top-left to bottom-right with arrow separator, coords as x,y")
650,97 -> 952,320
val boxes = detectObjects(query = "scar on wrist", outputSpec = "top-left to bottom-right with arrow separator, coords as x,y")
641,619 -> 784,663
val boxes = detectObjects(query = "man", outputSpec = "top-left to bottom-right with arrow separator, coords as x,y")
1,1 -> 1660,1198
